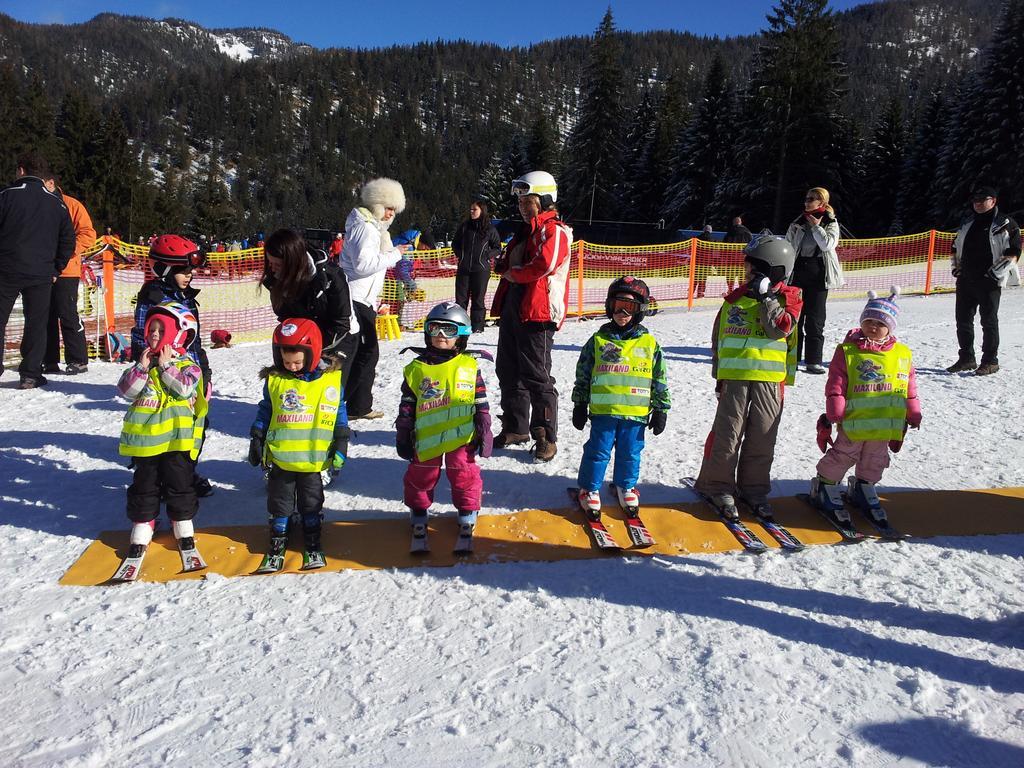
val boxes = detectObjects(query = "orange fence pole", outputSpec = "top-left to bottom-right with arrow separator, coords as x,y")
687,237 -> 697,310
576,239 -> 585,318
924,229 -> 937,295
103,247 -> 116,335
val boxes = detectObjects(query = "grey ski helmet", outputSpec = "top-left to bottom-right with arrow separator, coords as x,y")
424,302 -> 472,351
744,234 -> 796,284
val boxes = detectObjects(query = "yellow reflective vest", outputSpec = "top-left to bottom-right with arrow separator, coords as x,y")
841,342 -> 912,442
716,295 -> 797,385
265,370 -> 343,472
119,361 -> 208,459
403,355 -> 477,461
588,332 -> 657,418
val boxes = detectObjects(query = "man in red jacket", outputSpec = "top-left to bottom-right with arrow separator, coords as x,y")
490,171 -> 573,462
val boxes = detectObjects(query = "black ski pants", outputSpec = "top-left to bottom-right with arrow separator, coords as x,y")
345,301 -> 380,416
45,276 -> 88,366
0,277 -> 52,381
791,257 -> 829,366
955,275 -> 1001,365
127,452 -> 197,523
495,301 -> 558,440
455,269 -> 491,332
267,465 -> 324,521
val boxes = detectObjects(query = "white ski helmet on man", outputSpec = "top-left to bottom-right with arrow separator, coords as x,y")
511,170 -> 558,208
744,234 -> 796,284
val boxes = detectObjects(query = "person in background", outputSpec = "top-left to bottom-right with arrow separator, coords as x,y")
453,199 -> 501,333
0,151 -> 75,388
339,177 -> 411,420
43,174 -> 96,375
947,186 -> 1021,376
786,186 -> 843,374
491,170 -> 573,462
329,232 -> 344,263
722,214 -> 754,294
694,224 -> 716,298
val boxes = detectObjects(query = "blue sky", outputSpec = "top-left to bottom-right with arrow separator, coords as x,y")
4,1 -> 871,49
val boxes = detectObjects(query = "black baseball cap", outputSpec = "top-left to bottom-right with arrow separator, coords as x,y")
970,186 -> 998,202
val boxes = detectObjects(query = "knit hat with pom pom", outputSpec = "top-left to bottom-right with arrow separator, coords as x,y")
861,286 -> 901,333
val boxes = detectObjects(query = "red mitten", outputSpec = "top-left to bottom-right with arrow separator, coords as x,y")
816,414 -> 833,453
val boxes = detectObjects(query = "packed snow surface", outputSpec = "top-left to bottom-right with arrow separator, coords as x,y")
1,291 -> 1023,767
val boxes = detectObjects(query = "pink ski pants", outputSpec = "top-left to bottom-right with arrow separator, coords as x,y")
815,428 -> 891,484
403,444 -> 482,512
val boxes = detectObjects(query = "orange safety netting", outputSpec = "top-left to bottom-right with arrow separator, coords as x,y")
1,230 -> 958,368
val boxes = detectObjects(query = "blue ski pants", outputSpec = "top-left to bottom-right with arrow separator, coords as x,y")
577,414 -> 646,492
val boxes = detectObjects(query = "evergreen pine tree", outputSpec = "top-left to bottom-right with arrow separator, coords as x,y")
526,111 -> 561,176
662,58 -> 733,229
725,0 -> 851,232
478,151 -> 512,218
561,9 -> 626,222
934,0 -> 1024,224
857,97 -> 905,236
895,91 -> 947,234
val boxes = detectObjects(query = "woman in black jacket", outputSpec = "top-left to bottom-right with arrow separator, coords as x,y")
261,228 -> 357,380
452,199 -> 501,333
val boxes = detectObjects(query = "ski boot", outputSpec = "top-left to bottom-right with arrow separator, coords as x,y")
846,477 -> 887,524
454,510 -> 478,555
172,519 -> 207,571
301,512 -> 326,570
128,520 -> 155,559
710,492 -> 740,522
614,485 -> 640,514
742,497 -> 774,522
811,476 -> 850,523
410,509 -> 429,554
577,488 -> 602,520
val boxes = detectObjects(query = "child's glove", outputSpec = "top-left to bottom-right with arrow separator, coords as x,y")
473,411 -> 493,458
396,413 -> 415,461
396,440 -> 415,461
647,410 -> 667,436
572,403 -> 589,431
816,414 -> 833,453
746,275 -> 773,301
248,427 -> 265,467
330,451 -> 347,470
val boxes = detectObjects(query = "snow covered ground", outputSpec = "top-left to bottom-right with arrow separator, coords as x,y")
1,291 -> 1023,767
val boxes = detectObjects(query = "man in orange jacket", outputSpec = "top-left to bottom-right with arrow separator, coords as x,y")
44,175 -> 96,374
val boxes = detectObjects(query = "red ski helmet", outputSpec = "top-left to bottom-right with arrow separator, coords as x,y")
149,234 -> 207,278
143,301 -> 198,355
273,318 -> 323,373
605,275 -> 651,321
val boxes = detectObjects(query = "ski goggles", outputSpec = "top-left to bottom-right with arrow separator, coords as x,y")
425,320 -> 464,339
510,180 -> 533,197
610,296 -> 643,315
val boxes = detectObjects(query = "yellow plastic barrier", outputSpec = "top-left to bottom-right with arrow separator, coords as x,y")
375,314 -> 402,341
59,486 -> 1024,586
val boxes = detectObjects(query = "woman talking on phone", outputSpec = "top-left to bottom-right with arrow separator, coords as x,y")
786,187 -> 843,374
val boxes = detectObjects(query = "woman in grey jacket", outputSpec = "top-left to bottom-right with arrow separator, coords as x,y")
786,186 -> 844,374
452,199 -> 501,333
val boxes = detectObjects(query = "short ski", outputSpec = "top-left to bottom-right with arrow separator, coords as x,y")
607,483 -> 655,547
255,536 -> 288,574
568,487 -> 621,551
736,501 -> 805,551
410,522 -> 429,554
301,549 -> 326,570
844,499 -> 908,541
796,494 -> 867,542
112,545 -> 147,582
680,478 -> 768,554
177,538 -> 207,572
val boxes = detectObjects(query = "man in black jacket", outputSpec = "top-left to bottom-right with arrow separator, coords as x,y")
947,186 -> 1021,376
0,153 -> 75,388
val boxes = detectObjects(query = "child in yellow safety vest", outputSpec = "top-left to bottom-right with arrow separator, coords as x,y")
694,235 -> 803,521
571,276 -> 670,517
248,318 -> 350,570
117,301 -> 208,561
397,302 -> 492,553
811,287 -> 921,524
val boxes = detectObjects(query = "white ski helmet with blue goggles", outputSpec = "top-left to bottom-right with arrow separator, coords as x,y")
424,302 -> 472,350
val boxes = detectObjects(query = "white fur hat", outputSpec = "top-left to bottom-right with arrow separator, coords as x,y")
360,177 -> 406,219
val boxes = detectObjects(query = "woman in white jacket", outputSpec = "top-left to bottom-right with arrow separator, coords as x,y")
786,186 -> 844,374
339,177 -> 411,419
